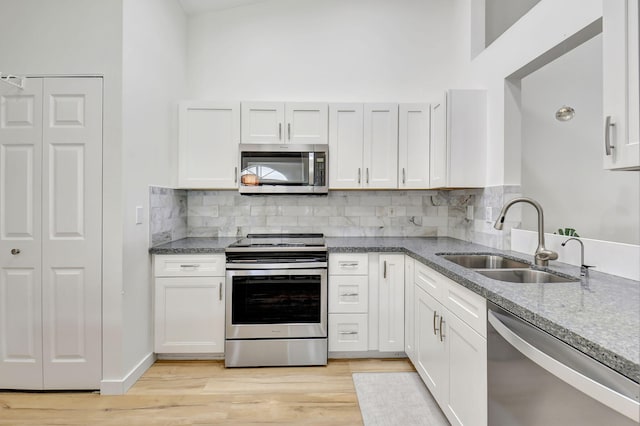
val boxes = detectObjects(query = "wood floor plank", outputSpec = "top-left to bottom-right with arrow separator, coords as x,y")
0,358 -> 413,425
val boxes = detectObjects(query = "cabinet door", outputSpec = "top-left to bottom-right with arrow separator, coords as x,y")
399,103 -> 430,188
241,102 -> 285,143
603,0 -> 640,170
364,103 -> 398,188
0,78 -> 44,389
328,103 -> 364,188
445,311 -> 487,426
178,101 -> 240,188
429,96 -> 447,188
404,256 -> 415,362
378,254 -> 404,352
155,277 -> 225,354
414,286 -> 447,399
285,102 -> 328,144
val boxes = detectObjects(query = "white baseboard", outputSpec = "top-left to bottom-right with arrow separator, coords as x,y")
100,352 -> 156,395
511,229 -> 640,281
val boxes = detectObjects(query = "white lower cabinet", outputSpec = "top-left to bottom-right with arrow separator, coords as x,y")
413,262 -> 487,426
378,254 -> 405,352
153,255 -> 225,354
328,313 -> 369,352
404,256 -> 416,362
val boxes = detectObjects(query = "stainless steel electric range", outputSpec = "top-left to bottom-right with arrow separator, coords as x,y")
224,233 -> 328,367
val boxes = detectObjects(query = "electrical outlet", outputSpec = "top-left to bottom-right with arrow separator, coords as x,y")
135,206 -> 144,225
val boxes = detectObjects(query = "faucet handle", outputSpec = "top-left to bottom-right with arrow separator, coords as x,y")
536,249 -> 559,261
580,264 -> 595,277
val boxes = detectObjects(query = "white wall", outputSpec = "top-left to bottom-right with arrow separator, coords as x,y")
484,0 -> 541,47
466,0 -> 603,186
0,0 -> 126,389
122,0 -> 187,389
186,0 -> 466,102
521,35 -> 639,245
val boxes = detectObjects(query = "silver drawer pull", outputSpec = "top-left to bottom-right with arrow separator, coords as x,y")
179,264 -> 200,268
339,331 -> 359,335
338,262 -> 359,268
340,293 -> 359,297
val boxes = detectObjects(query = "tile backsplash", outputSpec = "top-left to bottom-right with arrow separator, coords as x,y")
149,186 -> 521,249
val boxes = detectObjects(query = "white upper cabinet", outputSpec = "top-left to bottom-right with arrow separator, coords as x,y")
241,102 -> 328,144
603,0 -> 639,170
430,90 -> 487,188
178,101 -> 240,189
399,103 -> 430,188
329,103 -> 398,189
364,103 -> 399,188
329,103 -> 364,188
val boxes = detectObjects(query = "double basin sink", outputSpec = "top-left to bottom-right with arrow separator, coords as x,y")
439,254 -> 579,284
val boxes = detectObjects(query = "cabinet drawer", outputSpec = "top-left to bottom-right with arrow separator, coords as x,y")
329,275 -> 368,313
414,261 -> 446,299
443,280 -> 486,337
329,253 -> 369,275
154,254 -> 225,277
328,313 -> 368,352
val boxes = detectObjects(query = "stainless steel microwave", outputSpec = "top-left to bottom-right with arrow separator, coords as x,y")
238,144 -> 328,194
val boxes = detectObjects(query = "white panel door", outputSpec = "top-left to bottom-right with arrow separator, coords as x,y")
364,103 -> 398,188
0,78 -> 44,389
41,78 -> 102,389
155,277 -> 225,353
445,311 -> 487,426
328,103 -> 364,188
414,286 -> 446,400
430,96 -> 447,188
378,254 -> 404,352
285,102 -> 328,144
241,102 -> 285,143
603,0 -> 640,170
404,256 -> 415,362
178,101 -> 240,188
399,103 -> 430,188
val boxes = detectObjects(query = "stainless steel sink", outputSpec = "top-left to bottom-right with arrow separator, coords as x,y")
440,254 -> 530,269
477,269 -> 579,283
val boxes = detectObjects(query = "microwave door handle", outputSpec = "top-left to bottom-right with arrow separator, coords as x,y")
309,152 -> 315,185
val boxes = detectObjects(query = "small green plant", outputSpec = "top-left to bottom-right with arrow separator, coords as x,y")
555,228 -> 580,237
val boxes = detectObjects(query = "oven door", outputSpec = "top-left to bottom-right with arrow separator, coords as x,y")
225,268 -> 327,339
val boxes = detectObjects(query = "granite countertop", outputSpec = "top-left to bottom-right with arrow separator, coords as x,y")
149,236 -> 640,383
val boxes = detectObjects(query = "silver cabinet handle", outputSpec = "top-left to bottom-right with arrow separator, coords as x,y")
402,168 -> 406,184
366,168 -> 369,184
278,123 -> 282,140
488,310 -> 639,421
11,248 -> 21,255
287,122 -> 291,141
357,168 -> 361,184
234,166 -> 238,183
338,261 -> 359,268
179,264 -> 200,268
219,283 -> 223,301
340,293 -> 359,297
605,115 -> 615,156
439,316 -> 445,342
433,311 -> 439,336
383,260 -> 387,279
339,331 -> 359,335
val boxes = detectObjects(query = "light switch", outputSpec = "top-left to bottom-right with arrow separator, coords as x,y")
135,206 -> 144,225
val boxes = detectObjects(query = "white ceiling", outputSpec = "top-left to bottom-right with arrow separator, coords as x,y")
178,0 -> 271,15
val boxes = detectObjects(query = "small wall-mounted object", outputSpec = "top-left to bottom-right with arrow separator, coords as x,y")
555,105 -> 575,121
0,72 -> 26,89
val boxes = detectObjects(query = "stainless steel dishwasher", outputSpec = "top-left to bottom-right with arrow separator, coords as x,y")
487,302 -> 640,425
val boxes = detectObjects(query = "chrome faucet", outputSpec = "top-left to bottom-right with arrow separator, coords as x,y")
493,197 -> 558,266
561,237 -> 594,277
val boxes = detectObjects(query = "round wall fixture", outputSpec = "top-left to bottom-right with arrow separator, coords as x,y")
555,105 -> 575,121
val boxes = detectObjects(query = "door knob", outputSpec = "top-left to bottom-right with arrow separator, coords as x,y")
11,248 -> 21,255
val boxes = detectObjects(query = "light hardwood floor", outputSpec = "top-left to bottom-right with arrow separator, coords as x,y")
0,358 -> 414,425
